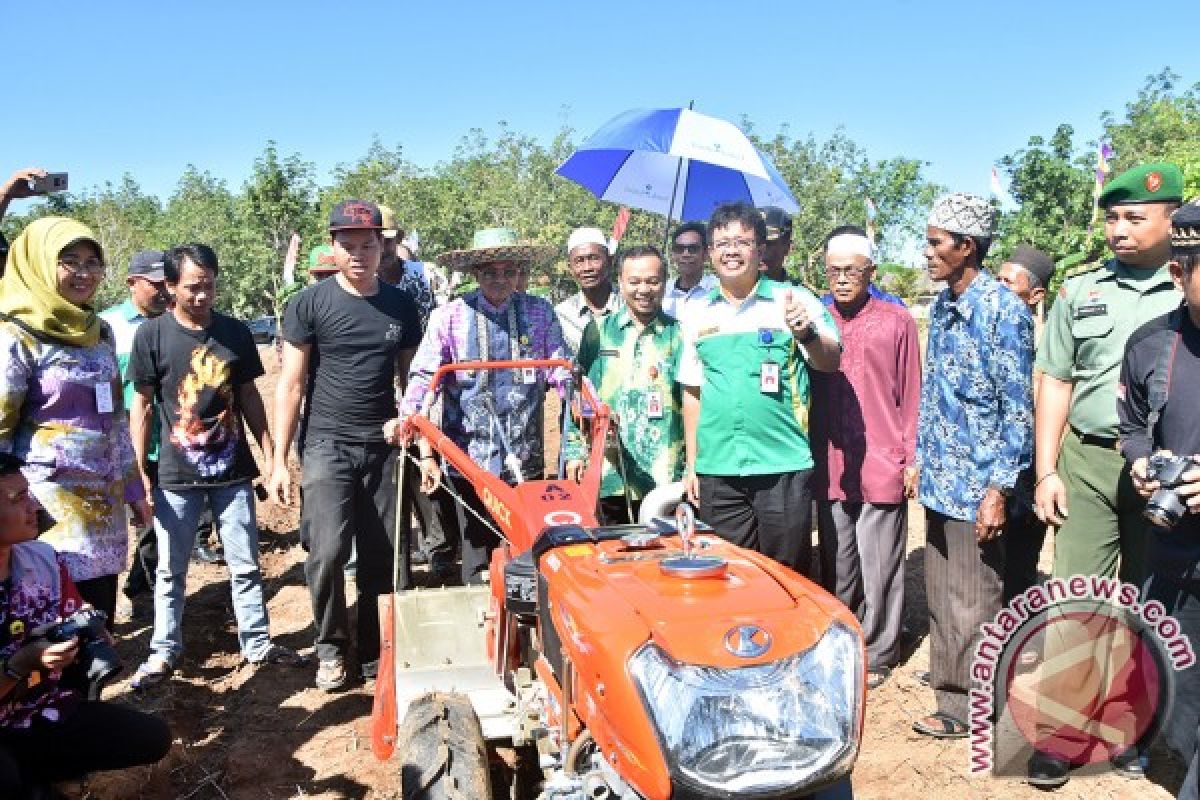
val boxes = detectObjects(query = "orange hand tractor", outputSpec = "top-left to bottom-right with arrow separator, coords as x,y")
372,359 -> 864,799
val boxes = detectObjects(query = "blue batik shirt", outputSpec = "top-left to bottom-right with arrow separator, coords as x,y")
916,270 -> 1033,522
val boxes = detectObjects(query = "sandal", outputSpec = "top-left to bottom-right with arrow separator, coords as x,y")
131,657 -> 173,690
912,711 -> 968,739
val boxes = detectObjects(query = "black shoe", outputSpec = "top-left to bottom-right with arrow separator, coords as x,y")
192,543 -> 223,565
1110,747 -> 1147,779
1027,751 -> 1070,789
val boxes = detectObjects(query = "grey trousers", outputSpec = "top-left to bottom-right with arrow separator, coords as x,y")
817,501 -> 907,671
925,509 -> 1005,722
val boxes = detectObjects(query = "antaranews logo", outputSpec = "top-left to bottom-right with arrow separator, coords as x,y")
969,575 -> 1194,779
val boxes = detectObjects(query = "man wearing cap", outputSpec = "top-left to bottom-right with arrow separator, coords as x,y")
1034,164 -> 1183,587
102,250 -> 172,609
810,226 -> 921,690
663,222 -> 716,322
995,243 -> 1055,602
758,206 -> 795,283
306,244 -> 340,283
270,200 -> 423,691
396,228 -> 570,585
556,227 -> 623,353
678,202 -> 842,575
562,245 -> 686,524
912,193 -> 1033,739
378,205 -> 435,329
1119,201 -> 1200,797
818,225 -> 908,308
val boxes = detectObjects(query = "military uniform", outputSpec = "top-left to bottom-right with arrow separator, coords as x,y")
1035,163 -> 1184,582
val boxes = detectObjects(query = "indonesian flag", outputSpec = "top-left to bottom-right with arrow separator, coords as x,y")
282,232 -> 301,286
990,167 -> 1005,198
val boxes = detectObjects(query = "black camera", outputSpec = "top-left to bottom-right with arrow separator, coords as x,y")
1143,453 -> 1195,529
42,609 -> 122,698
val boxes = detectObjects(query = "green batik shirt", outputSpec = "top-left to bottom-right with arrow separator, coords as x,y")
564,308 -> 685,500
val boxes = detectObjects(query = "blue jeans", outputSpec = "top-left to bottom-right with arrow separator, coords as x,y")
150,482 -> 271,664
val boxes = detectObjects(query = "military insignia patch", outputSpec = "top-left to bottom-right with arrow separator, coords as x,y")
1145,171 -> 1163,193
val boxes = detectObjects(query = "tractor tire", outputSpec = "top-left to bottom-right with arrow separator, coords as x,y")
397,693 -> 493,800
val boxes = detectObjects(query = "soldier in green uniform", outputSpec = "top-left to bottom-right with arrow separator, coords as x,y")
1033,163 -> 1183,584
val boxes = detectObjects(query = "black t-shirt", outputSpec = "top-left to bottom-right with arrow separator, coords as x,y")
282,276 -> 421,442
129,311 -> 264,489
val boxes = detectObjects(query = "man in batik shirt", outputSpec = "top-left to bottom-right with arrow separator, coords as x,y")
563,245 -> 685,524
398,229 -> 569,585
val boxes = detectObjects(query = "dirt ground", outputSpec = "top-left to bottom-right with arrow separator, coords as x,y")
74,349 -> 1183,800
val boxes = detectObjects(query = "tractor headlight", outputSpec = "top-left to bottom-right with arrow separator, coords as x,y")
629,622 -> 862,796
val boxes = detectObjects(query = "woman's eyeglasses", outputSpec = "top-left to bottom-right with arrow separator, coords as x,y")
58,258 -> 107,277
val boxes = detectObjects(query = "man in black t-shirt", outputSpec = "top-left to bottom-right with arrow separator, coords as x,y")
270,200 -> 421,691
128,244 -> 307,689
1119,202 -> 1200,792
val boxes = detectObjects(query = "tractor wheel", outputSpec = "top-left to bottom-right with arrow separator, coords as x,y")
397,693 -> 493,800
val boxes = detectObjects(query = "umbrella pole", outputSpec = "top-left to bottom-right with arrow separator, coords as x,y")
662,155 -> 688,253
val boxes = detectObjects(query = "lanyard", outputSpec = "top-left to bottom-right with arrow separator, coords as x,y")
473,295 -> 522,388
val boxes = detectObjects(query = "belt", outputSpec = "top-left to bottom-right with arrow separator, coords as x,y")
1070,426 -> 1118,451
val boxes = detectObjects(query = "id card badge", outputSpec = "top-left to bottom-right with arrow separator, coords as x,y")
95,382 -> 115,414
521,367 -> 538,385
760,362 -> 780,394
646,390 -> 664,419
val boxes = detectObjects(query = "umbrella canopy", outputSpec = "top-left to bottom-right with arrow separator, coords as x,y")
556,108 -> 800,222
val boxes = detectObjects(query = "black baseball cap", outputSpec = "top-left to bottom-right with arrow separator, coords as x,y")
128,249 -> 166,280
329,199 -> 384,231
760,206 -> 793,241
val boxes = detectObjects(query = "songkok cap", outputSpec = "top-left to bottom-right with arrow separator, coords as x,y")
760,206 -> 793,241
1098,162 -> 1184,208
329,199 -> 384,231
128,249 -> 166,281
1007,244 -> 1056,288
928,192 -> 995,238
1171,201 -> 1200,256
567,227 -> 609,255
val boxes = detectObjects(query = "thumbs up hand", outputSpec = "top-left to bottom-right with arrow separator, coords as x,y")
782,289 -> 812,338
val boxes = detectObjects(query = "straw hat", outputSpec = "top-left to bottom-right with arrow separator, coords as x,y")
435,228 -> 555,271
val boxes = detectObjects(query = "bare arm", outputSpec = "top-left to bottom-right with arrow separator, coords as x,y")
130,385 -> 155,493
238,382 -> 274,479
1033,374 -> 1073,525
683,385 -> 701,503
269,340 -> 310,504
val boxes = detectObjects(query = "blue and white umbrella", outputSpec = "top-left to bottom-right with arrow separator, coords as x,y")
556,107 -> 799,222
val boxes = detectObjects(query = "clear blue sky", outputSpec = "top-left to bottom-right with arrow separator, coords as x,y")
4,1 -> 1197,204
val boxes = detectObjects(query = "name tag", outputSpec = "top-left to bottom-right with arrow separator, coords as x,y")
598,349 -> 619,357
646,391 -> 664,419
1074,304 -> 1108,320
760,362 -> 780,394
95,382 -> 114,414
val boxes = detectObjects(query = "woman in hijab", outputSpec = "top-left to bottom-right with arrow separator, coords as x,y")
0,217 -> 150,622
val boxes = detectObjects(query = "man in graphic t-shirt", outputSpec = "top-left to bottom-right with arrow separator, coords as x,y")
128,243 -> 307,689
270,200 -> 422,691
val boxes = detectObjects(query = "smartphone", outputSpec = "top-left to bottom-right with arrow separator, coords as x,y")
27,172 -> 69,194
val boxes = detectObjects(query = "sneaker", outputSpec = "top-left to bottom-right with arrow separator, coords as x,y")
191,543 -> 224,565
131,657 -> 173,690
249,643 -> 310,668
315,657 -> 349,691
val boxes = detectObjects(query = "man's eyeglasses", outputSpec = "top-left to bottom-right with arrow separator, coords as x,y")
826,266 -> 868,279
478,267 -> 524,280
57,258 -> 107,276
712,238 -> 757,251
671,243 -> 703,255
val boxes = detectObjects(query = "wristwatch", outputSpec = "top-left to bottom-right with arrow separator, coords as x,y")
797,321 -> 818,344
